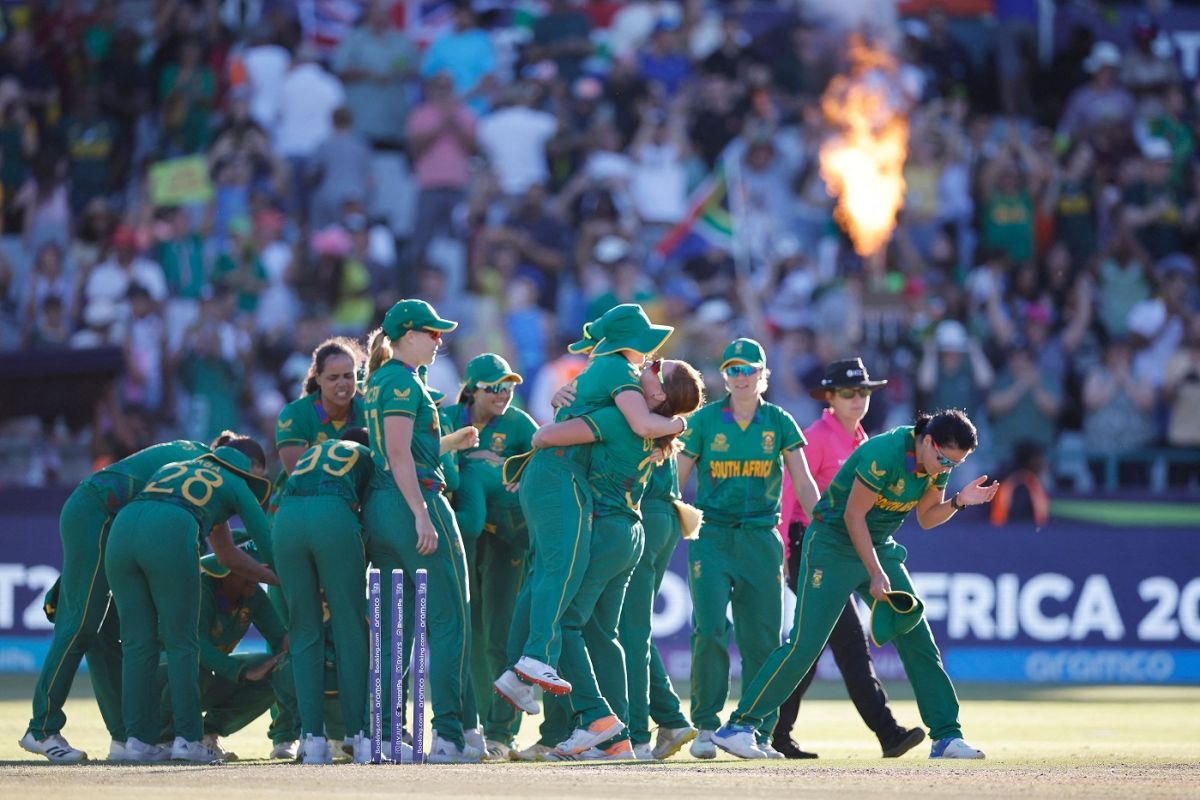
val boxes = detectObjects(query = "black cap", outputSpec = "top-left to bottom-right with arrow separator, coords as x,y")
809,358 -> 888,400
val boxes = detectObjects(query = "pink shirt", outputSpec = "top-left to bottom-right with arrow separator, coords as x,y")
779,408 -> 869,546
406,102 -> 477,190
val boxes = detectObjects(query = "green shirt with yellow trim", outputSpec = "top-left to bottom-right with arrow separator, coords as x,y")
810,426 -> 949,552
679,396 -> 806,529
270,393 -> 364,515
195,575 -> 286,682
443,402 -> 538,463
579,406 -> 657,522
85,440 -> 210,512
281,438 -> 375,510
643,457 -> 681,507
363,360 -> 445,492
129,455 -> 274,562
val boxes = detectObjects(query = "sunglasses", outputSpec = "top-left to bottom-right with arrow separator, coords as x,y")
835,388 -> 873,399
423,329 -> 442,342
478,383 -> 512,395
648,359 -> 664,383
932,441 -> 964,469
724,365 -> 760,378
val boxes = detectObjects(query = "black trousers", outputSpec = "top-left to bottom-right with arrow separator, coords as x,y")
773,523 -> 902,745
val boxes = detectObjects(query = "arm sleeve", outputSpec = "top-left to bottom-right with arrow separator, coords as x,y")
679,409 -> 704,461
379,373 -> 422,418
248,589 -> 288,652
853,441 -> 888,493
197,592 -> 246,682
234,482 -> 275,565
275,402 -> 309,449
778,408 -> 807,452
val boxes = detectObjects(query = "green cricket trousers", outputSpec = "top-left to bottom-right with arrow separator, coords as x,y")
364,486 -> 471,748
274,496 -> 370,739
105,502 -> 204,743
158,653 -> 297,741
688,524 -> 785,740
27,482 -> 124,741
620,500 -> 690,745
730,535 -> 963,742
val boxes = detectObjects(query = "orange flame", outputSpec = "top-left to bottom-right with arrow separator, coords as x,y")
819,36 -> 909,257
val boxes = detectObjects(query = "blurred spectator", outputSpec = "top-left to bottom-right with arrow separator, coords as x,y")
530,0 -> 593,84
1058,41 -> 1134,147
977,127 -> 1042,266
16,151 -> 71,253
629,105 -> 689,238
478,82 -> 558,196
1045,140 -> 1098,265
241,29 -> 291,132
1122,139 -> 1187,260
309,107 -> 373,230
1163,314 -> 1200,484
63,86 -> 116,214
20,242 -> 73,341
332,0 -> 417,148
987,346 -> 1061,470
153,206 -> 208,352
1083,337 -> 1156,482
420,1 -> 498,115
918,319 -> 994,419
158,37 -> 216,156
213,216 -> 267,314
1096,226 -> 1152,339
638,21 -> 691,99
176,286 -> 251,442
0,29 -> 59,127
276,43 -> 345,224
122,284 -> 166,414
83,226 -> 167,327
408,72 -> 477,269
490,182 -> 570,310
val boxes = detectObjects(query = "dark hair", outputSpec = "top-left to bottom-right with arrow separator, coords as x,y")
914,409 -> 978,451
210,430 -> 240,448
221,435 -> 267,471
303,337 -> 366,397
341,427 -> 370,447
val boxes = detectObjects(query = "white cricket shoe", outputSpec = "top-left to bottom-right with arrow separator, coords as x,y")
758,741 -> 786,759
270,740 -> 297,759
510,742 -> 555,761
170,736 -> 224,763
652,725 -> 698,760
427,733 -> 483,763
298,734 -> 332,764
713,724 -> 767,759
350,734 -> 372,764
19,732 -> 87,763
107,739 -> 126,760
202,733 -> 237,761
553,715 -> 626,757
689,730 -> 717,759
494,669 -> 541,714
575,739 -> 638,761
121,737 -> 171,762
513,656 -> 572,695
465,726 -> 486,754
633,742 -> 653,760
929,737 -> 986,759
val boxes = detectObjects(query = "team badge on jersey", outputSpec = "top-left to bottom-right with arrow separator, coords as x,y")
887,478 -> 905,495
393,388 -> 411,400
278,418 -> 294,430
869,461 -> 887,478
712,433 -> 730,452
316,433 -> 328,443
491,432 -> 507,453
812,569 -> 823,589
761,431 -> 776,453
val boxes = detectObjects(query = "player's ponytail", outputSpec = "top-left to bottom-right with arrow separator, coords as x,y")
366,328 -> 393,378
913,412 -> 933,438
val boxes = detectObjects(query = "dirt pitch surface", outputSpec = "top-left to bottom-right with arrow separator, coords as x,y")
2,679 -> 1197,798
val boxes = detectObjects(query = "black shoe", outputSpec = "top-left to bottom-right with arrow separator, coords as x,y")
771,737 -> 818,759
881,727 -> 926,758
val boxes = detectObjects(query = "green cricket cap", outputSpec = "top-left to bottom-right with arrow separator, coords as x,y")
575,304 -> 673,357
381,299 -> 458,340
869,590 -> 926,646
719,338 -> 767,370
464,353 -> 522,387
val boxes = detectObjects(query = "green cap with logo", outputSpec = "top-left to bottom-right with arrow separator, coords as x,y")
869,590 -> 926,646
719,338 -> 767,371
200,538 -> 263,579
569,304 -> 673,357
464,353 -> 523,387
382,299 -> 458,340
199,446 -> 272,505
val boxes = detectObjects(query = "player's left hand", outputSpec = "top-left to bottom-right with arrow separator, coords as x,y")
957,475 -> 1000,506
446,426 -> 480,452
551,383 -> 576,409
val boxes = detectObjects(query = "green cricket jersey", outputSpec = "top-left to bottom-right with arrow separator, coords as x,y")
579,405 -> 657,521
195,575 -> 287,682
643,457 -> 681,505
810,426 -> 949,552
443,402 -> 538,462
363,360 -> 445,492
680,397 -> 806,529
547,353 -> 643,473
436,406 -> 461,494
275,393 -> 364,450
281,439 -> 375,510
130,456 -> 274,560
85,440 -> 211,512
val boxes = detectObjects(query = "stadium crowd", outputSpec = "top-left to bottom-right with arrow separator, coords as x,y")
0,0 -> 1198,494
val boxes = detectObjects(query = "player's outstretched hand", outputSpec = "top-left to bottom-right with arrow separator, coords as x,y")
958,475 -> 1000,506
446,426 -> 480,452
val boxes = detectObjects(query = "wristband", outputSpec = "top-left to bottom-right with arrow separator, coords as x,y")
951,493 -> 965,511
677,416 -> 687,434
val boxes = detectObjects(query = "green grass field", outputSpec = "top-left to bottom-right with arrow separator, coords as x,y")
1,674 -> 1197,798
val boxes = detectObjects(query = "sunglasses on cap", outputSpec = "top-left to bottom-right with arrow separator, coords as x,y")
478,383 -> 512,395
932,441 -> 964,469
724,364 -> 760,378
835,387 -> 874,399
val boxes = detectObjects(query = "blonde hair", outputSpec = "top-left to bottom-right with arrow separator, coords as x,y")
366,328 -> 394,378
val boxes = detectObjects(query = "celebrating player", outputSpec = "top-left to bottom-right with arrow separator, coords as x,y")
104,437 -> 276,763
493,304 -> 676,709
273,429 -> 380,764
715,409 -> 999,760
676,338 -> 820,759
20,434 -> 261,763
531,358 -> 703,760
441,354 -> 538,759
361,299 -> 481,763
771,359 -> 924,760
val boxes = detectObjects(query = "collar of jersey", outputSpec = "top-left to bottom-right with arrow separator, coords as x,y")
312,394 -> 360,427
720,395 -> 763,425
